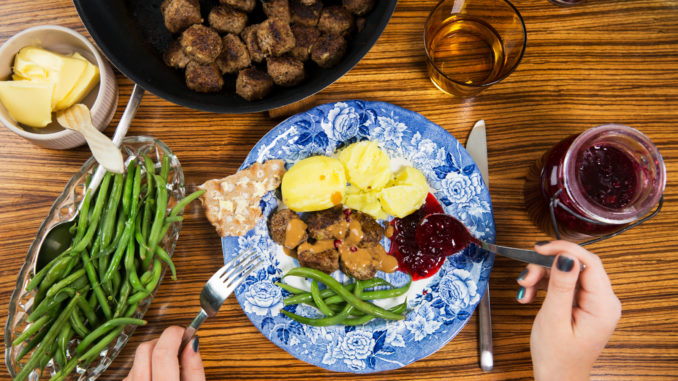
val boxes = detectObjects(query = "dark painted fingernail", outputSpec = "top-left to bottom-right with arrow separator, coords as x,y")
517,268 -> 528,281
556,255 -> 574,272
535,241 -> 550,246
192,336 -> 199,353
516,286 -> 525,300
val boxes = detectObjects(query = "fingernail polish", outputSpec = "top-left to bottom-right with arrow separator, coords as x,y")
192,336 -> 199,353
517,268 -> 528,281
535,241 -> 550,246
516,286 -> 525,300
556,255 -> 574,272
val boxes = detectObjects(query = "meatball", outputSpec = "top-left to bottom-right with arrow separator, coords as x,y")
220,0 -> 256,13
343,0 -> 375,16
305,206 -> 347,240
180,25 -> 223,64
241,24 -> 267,63
185,61 -> 223,92
163,40 -> 190,69
161,0 -> 202,33
311,33 -> 347,68
290,24 -> 320,62
208,5 -> 248,34
290,0 -> 323,27
297,247 -> 339,274
216,34 -> 251,74
300,0 -> 317,4
268,209 -> 307,247
355,17 -> 366,33
318,6 -> 354,37
262,0 -> 290,22
236,68 -> 274,101
256,19 -> 296,57
351,211 -> 384,243
339,243 -> 379,280
267,56 -> 305,87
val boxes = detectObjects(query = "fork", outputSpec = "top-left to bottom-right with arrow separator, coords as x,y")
179,248 -> 263,351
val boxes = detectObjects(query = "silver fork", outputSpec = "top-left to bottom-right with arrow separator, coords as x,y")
179,248 -> 263,351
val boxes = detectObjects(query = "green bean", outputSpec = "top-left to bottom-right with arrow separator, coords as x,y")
145,259 -> 162,292
102,221 -> 133,283
54,342 -> 66,369
89,237 -> 100,262
114,279 -> 131,318
57,324 -> 73,365
163,215 -> 183,225
127,290 -> 150,305
275,282 -> 308,295
281,278 -> 393,306
12,315 -> 51,347
342,301 -> 408,326
154,246 -> 176,281
100,173 -> 124,248
69,308 -> 90,337
169,189 -> 206,218
75,289 -> 97,325
15,325 -> 48,362
81,252 -> 111,320
283,268 -> 404,321
45,269 -> 86,298
28,289 -> 70,323
78,326 -> 124,363
99,211 -> 124,280
73,189 -> 93,246
38,255 -> 71,293
69,273 -> 89,290
311,280 -> 334,317
75,317 -> 146,355
111,269 -> 122,298
147,175 -> 168,261
130,162 -> 142,217
125,302 -> 139,318
140,198 -> 154,268
14,294 -> 80,381
281,303 -> 353,326
134,211 -> 149,253
122,160 -> 136,216
160,154 -> 170,183
72,173 -> 112,253
140,270 -> 153,285
323,279 -> 411,305
61,255 -> 80,279
50,357 -> 78,381
27,256 -> 60,292
126,232 -> 145,292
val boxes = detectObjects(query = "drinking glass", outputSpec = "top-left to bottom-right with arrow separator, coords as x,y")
424,0 -> 527,97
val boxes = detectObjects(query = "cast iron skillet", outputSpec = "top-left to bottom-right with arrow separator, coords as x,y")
73,0 -> 397,114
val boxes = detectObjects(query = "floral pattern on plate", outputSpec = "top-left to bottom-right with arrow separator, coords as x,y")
221,101 -> 495,373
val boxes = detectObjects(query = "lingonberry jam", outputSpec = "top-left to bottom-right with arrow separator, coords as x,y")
389,194 -> 475,280
539,124 -> 665,239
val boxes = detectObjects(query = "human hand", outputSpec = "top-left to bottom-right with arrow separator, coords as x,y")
516,240 -> 621,381
125,326 -> 205,381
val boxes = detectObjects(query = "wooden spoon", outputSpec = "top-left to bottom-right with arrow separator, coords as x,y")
56,103 -> 124,173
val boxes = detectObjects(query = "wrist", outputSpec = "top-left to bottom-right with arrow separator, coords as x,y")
533,362 -> 592,381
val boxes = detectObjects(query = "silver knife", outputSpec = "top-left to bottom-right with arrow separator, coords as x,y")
466,120 -> 493,372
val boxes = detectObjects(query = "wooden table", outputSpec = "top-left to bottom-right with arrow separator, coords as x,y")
1,0 -> 677,379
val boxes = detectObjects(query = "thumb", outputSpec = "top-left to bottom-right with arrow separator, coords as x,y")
541,255 -> 581,327
180,336 -> 206,381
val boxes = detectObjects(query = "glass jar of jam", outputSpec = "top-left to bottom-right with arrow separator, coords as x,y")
540,124 -> 666,239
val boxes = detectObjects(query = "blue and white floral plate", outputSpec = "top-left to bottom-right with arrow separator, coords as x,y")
222,101 -> 496,373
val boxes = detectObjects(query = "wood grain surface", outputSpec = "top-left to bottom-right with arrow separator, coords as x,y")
1,0 -> 677,379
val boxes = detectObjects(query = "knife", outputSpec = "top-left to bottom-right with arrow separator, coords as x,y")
466,120 -> 493,372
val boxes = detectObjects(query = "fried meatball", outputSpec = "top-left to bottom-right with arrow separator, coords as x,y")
267,56 -> 305,87
161,0 -> 202,33
163,40 -> 190,69
290,24 -> 320,62
318,6 -> 354,37
262,0 -> 290,22
208,5 -> 248,34
180,25 -> 223,64
297,247 -> 339,274
216,34 -> 251,74
351,211 -> 384,243
241,24 -> 267,63
220,0 -> 256,13
268,209 -> 307,247
236,68 -> 274,101
305,206 -> 347,240
185,61 -> 223,92
300,0 -> 317,5
311,33 -> 347,68
356,17 -> 366,33
343,0 -> 375,16
339,243 -> 379,280
256,19 -> 296,57
290,0 -> 323,27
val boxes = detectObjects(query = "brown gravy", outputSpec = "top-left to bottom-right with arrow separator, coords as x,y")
284,218 -> 307,249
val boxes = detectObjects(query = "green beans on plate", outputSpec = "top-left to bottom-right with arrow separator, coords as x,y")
9,153 -> 205,381
277,267 -> 410,326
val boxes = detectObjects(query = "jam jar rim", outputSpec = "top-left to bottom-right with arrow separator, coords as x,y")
562,123 -> 666,225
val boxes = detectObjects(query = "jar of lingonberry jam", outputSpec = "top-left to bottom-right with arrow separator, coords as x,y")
540,124 -> 666,239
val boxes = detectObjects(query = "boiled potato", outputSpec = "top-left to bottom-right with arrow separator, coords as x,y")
337,141 -> 391,191
281,156 -> 346,212
378,166 -> 429,218
343,185 -> 387,220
